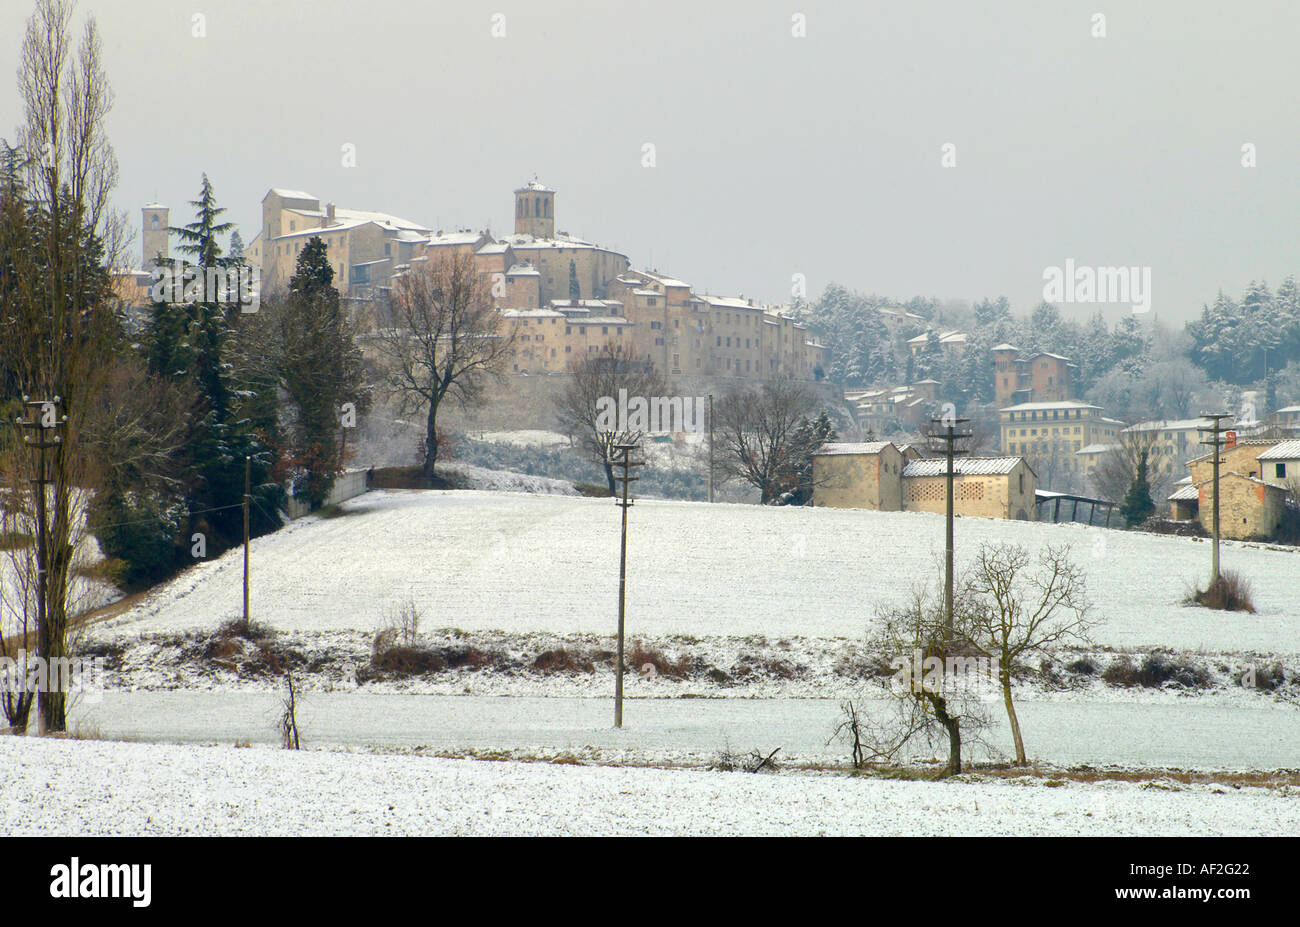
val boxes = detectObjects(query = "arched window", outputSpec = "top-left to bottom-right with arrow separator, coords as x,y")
544,199 -> 550,218
535,196 -> 540,216
150,215 -> 160,230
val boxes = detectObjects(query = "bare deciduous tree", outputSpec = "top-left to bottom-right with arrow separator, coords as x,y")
714,377 -> 820,504
863,585 -> 992,777
376,253 -> 514,478
959,542 -> 1093,765
1090,428 -> 1176,505
554,350 -> 666,493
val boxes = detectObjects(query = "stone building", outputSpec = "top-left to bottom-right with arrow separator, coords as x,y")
992,344 -> 1077,407
901,456 -> 1037,521
246,188 -> 431,297
1167,438 -> 1300,539
998,400 -> 1125,479
813,443 -> 1035,520
1186,473 -> 1288,540
812,442 -> 909,510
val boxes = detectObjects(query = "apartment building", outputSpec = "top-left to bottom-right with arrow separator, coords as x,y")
999,399 -> 1125,477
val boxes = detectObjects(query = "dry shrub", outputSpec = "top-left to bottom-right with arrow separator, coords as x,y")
214,617 -> 276,643
1190,571 -> 1256,613
731,652 -> 800,681
1102,655 -> 1140,688
627,641 -> 692,679
1241,661 -> 1286,692
532,648 -> 595,674
373,598 -> 421,655
1138,653 -> 1210,689
1103,653 -> 1209,689
202,618 -> 287,675
442,645 -> 491,669
369,646 -> 447,675
1065,656 -> 1098,675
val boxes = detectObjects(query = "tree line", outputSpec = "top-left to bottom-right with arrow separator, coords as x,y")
798,281 -> 1300,423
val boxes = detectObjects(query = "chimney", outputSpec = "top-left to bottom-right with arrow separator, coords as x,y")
326,202 -> 336,221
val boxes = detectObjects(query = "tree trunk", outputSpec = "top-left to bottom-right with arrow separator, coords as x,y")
927,691 -> 961,776
603,461 -> 616,495
1001,667 -> 1026,765
423,400 -> 439,479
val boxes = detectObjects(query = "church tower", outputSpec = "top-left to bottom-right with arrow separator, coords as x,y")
142,203 -> 169,268
513,179 -> 555,239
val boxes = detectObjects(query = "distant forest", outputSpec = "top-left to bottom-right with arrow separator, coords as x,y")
796,279 -> 1300,423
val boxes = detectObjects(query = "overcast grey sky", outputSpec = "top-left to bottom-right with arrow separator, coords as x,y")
2,0 -> 1297,323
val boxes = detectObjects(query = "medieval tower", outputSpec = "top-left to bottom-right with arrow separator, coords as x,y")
514,179 -> 555,239
142,203 -> 169,268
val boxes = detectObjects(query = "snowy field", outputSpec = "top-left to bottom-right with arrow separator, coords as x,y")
3,737 -> 1295,836
68,691 -> 1300,770
101,489 -> 1300,654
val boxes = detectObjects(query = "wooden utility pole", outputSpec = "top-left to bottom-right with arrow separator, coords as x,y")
707,394 -> 714,503
17,397 -> 66,733
243,455 -> 251,624
1198,412 -> 1232,586
928,415 -> 971,630
608,441 -> 643,728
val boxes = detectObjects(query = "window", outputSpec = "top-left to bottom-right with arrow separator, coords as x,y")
1278,463 -> 1288,479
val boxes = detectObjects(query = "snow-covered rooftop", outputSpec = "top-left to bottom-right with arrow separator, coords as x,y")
1256,440 -> 1300,460
1000,400 -> 1101,413
814,441 -> 894,456
1123,419 -> 1213,433
903,457 -> 1023,477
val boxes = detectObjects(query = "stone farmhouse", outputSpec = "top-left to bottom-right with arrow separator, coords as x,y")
812,442 -> 1037,520
1169,438 -> 1300,539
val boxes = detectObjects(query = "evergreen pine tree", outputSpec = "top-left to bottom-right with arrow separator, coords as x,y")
276,236 -> 369,507
1121,448 -> 1156,527
568,258 -> 580,301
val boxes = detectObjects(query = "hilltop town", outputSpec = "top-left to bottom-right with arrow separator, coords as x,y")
111,179 -> 1300,542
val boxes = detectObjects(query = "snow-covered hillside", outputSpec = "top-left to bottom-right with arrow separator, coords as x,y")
102,489 -> 1300,653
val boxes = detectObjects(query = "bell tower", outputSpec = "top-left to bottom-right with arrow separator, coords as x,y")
142,203 -> 169,268
513,179 -> 555,239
